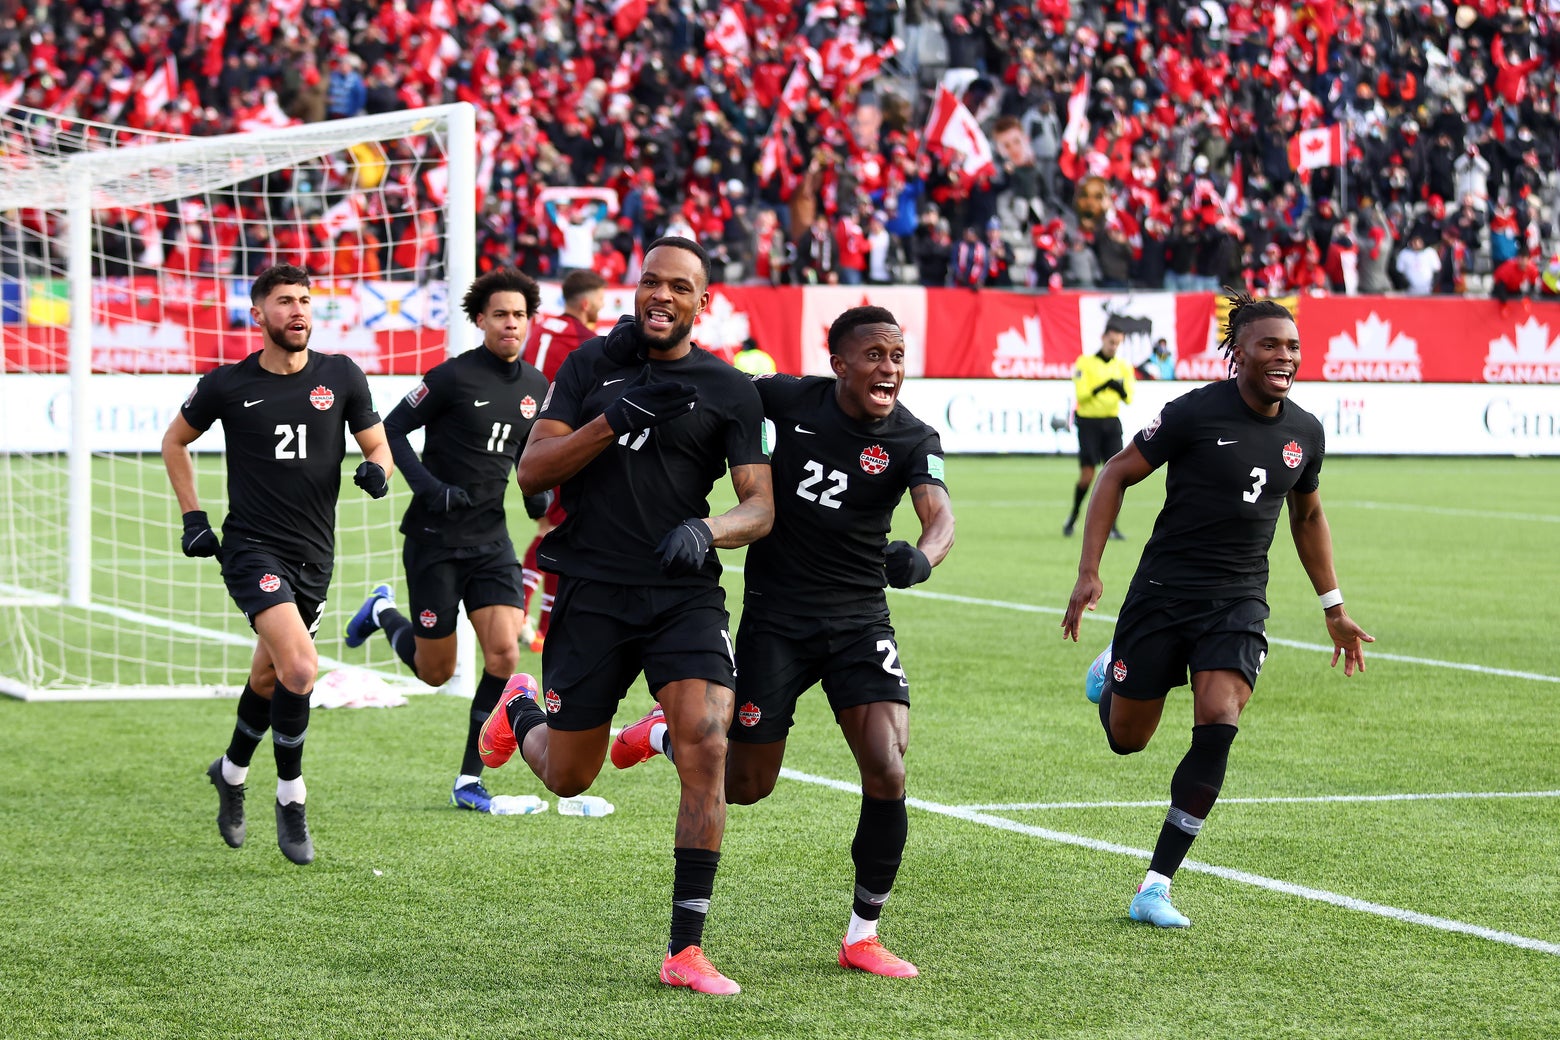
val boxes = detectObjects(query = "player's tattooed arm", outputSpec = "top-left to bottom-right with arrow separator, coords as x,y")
705,463 -> 774,548
908,482 -> 956,567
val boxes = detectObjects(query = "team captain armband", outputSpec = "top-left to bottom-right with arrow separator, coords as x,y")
1318,589 -> 1344,610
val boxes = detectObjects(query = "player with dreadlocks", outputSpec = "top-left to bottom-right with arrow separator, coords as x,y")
1061,288 -> 1373,928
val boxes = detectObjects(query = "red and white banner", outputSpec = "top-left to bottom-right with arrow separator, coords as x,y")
709,4 -> 749,60
923,85 -> 995,181
138,57 -> 177,120
1058,74 -> 1090,182
1288,125 -> 1344,171
776,61 -> 812,121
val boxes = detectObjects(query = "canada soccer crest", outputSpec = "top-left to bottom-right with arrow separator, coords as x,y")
520,395 -> 538,419
859,444 -> 890,474
418,609 -> 438,628
309,385 -> 336,411
258,573 -> 281,593
1282,440 -> 1303,469
738,701 -> 762,727
1112,658 -> 1128,683
544,688 -> 562,714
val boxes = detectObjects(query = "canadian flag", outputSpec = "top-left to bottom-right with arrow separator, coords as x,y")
775,60 -> 812,121
923,85 -> 995,181
424,161 -> 449,206
758,127 -> 787,185
1288,125 -> 1344,171
843,38 -> 901,93
200,0 -> 231,78
709,4 -> 749,60
320,195 -> 365,239
610,0 -> 648,38
1058,74 -> 1090,182
138,57 -> 177,120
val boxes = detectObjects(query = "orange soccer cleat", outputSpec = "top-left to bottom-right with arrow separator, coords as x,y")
660,945 -> 741,996
838,935 -> 919,978
477,673 -> 539,768
610,704 -> 665,769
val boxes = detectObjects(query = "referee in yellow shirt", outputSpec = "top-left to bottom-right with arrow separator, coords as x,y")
1065,320 -> 1135,539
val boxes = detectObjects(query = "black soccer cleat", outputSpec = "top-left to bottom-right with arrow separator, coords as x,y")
206,757 -> 246,848
275,800 -> 314,865
1062,517 -> 1076,537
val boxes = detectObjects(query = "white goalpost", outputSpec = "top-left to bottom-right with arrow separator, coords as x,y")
0,102 -> 480,701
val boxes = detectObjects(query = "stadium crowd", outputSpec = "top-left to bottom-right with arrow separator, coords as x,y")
9,0 -> 1560,298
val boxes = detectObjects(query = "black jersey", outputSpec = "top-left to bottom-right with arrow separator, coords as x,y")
537,339 -> 766,586
1130,378 -> 1325,598
744,375 -> 946,616
384,347 -> 550,547
180,350 -> 380,564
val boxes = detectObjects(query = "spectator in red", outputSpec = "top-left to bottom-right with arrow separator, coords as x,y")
836,211 -> 869,285
1491,250 -> 1538,302
591,238 -> 627,286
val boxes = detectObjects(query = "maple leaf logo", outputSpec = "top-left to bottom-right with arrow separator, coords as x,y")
1327,313 -> 1420,361
693,291 -> 750,353
995,317 -> 1044,358
1487,317 -> 1560,363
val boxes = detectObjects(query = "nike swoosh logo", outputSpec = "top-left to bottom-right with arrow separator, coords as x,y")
604,378 -> 625,386
243,399 -> 264,407
794,425 -> 816,434
474,400 -> 490,407
538,552 -> 556,562
1217,438 -> 1238,446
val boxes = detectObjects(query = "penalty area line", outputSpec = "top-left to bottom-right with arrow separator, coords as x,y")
780,766 -> 1560,959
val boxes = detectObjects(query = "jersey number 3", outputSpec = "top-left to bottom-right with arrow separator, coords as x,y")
796,459 -> 847,509
1243,466 -> 1268,503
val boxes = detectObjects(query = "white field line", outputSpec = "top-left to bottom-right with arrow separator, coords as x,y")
781,767 -> 1560,958
960,790 -> 1560,811
954,500 -> 1560,524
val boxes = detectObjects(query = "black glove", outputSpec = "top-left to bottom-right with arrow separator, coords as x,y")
883,540 -> 933,588
523,489 -> 554,520
602,313 -> 643,365
604,381 -> 699,436
420,484 -> 471,513
1095,378 -> 1128,398
180,510 -> 220,558
656,518 -> 713,577
354,460 -> 389,499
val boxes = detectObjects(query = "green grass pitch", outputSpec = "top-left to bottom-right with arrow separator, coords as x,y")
2,455 -> 1558,1039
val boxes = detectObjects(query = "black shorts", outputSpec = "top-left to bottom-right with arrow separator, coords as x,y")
732,607 -> 910,744
1076,415 -> 1124,467
1106,589 -> 1269,700
221,546 -> 332,635
402,538 -> 523,639
540,576 -> 736,731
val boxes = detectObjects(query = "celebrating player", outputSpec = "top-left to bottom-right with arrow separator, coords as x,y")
516,268 -> 606,652
478,237 -> 773,995
341,268 -> 551,814
1061,290 -> 1374,928
1064,320 -> 1134,539
163,263 -> 393,866
613,305 -> 954,979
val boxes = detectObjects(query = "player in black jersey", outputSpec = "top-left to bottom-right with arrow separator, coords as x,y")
162,264 -> 393,866
1062,291 -> 1373,928
477,237 -> 772,996
614,305 -> 954,979
340,268 -> 552,814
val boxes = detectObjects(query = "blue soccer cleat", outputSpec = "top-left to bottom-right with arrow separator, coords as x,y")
1085,645 -> 1113,704
451,779 -> 494,812
1129,883 -> 1191,928
344,584 -> 394,648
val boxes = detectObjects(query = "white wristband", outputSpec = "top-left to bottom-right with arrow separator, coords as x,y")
1318,589 -> 1344,610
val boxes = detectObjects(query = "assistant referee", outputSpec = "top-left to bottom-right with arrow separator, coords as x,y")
1064,319 -> 1135,539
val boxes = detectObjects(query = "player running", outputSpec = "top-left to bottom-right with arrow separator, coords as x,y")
341,268 -> 551,814
164,263 -> 393,865
1062,290 -> 1373,928
613,305 -> 954,978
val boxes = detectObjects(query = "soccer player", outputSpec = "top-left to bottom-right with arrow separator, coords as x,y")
163,263 -> 393,866
1064,319 -> 1135,539
613,305 -> 955,979
341,268 -> 551,814
1061,291 -> 1373,928
516,269 -> 606,652
479,237 -> 773,995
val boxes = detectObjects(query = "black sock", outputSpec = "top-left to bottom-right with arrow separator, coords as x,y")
270,681 -> 311,782
1068,483 -> 1088,522
462,671 -> 508,776
225,683 -> 270,768
379,607 -> 418,670
502,692 -> 549,759
851,796 -> 907,921
1148,723 -> 1238,879
670,847 -> 720,955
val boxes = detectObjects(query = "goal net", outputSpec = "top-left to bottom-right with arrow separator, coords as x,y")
0,102 -> 479,700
